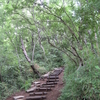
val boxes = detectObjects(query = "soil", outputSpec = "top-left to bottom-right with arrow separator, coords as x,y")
6,71 -> 64,100
46,71 -> 64,100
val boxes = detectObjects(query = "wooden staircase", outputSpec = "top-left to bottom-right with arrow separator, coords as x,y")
13,68 -> 63,100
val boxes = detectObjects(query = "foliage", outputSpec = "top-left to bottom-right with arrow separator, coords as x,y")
0,82 -> 18,100
35,46 -> 64,71
0,0 -> 100,100
0,64 -> 34,100
59,52 -> 100,100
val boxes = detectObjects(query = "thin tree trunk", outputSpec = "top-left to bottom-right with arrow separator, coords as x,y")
71,45 -> 83,67
32,6 -> 47,60
32,34 -> 36,62
21,37 -> 31,63
21,37 -> 40,77
0,71 -> 2,82
95,33 -> 99,55
37,28 -> 46,56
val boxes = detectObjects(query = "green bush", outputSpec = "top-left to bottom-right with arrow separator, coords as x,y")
59,54 -> 100,100
20,78 -> 33,90
0,64 -> 34,100
0,82 -> 18,100
35,46 -> 65,71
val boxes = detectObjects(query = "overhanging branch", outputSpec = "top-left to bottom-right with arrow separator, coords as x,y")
48,37 -> 77,65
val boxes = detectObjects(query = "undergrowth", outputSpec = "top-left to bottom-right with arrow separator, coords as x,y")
59,53 -> 100,100
0,47 -> 64,100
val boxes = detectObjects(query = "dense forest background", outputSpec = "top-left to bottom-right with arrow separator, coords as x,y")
0,0 -> 100,100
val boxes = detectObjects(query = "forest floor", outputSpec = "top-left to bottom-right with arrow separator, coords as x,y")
6,70 -> 64,100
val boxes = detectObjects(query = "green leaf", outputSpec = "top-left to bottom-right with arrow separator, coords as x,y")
95,66 -> 100,70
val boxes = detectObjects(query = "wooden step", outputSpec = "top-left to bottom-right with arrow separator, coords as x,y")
47,79 -> 59,82
54,69 -> 63,72
54,69 -> 61,71
36,88 -> 51,91
42,85 -> 55,87
26,96 -> 46,100
54,70 -> 61,73
52,72 -> 60,76
47,76 -> 59,79
29,92 -> 47,96
46,82 -> 58,85
13,96 -> 24,100
49,74 -> 58,76
50,74 -> 58,76
50,71 -> 61,76
17,99 -> 23,100
26,87 -> 37,93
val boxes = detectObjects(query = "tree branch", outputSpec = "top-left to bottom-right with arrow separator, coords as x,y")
48,37 -> 77,65
71,45 -> 83,66
32,5 -> 46,57
13,12 -> 34,25
32,34 -> 36,62
41,7 -> 79,42
21,37 -> 31,63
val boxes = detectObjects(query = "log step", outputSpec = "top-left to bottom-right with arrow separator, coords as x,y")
26,87 -> 37,93
49,69 -> 63,76
47,79 -> 59,82
29,92 -> 47,96
49,75 -> 58,77
17,99 -> 23,100
36,88 -> 51,91
42,85 -> 55,87
13,96 -> 24,100
50,71 -> 61,76
54,70 -> 62,73
26,96 -> 46,100
46,82 -> 58,85
47,76 -> 59,79
50,74 -> 58,76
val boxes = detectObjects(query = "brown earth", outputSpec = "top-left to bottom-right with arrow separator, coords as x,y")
6,71 -> 64,100
46,71 -> 64,100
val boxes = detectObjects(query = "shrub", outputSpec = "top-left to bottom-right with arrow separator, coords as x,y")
59,54 -> 100,100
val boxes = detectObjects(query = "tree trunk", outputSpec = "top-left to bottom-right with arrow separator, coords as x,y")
31,65 -> 41,77
0,73 -> 2,82
21,37 -> 41,77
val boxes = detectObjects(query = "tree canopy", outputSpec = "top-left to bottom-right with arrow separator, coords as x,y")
0,0 -> 100,99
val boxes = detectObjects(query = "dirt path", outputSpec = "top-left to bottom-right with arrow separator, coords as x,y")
46,71 -> 64,100
6,69 -> 64,100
